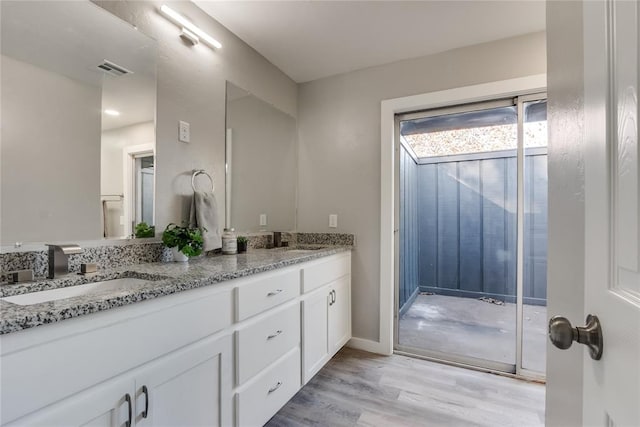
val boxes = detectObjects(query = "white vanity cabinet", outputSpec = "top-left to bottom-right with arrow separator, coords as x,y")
1,285 -> 234,426
301,253 -> 352,384
7,334 -> 232,427
0,250 -> 352,427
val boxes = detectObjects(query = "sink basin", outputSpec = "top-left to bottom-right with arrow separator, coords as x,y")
1,278 -> 156,306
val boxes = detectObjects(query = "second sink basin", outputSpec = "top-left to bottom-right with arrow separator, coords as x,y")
1,277 -> 157,306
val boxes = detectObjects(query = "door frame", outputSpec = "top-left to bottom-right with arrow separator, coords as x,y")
123,143 -> 155,238
392,92 -> 546,378
378,74 -> 547,359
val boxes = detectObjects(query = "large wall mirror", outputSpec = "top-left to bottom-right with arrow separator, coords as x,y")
1,1 -> 157,246
225,82 -> 297,233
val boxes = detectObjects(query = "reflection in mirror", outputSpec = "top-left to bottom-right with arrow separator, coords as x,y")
225,82 -> 297,232
1,1 -> 157,245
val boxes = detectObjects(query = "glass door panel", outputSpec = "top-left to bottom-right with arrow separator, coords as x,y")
397,101 -> 519,370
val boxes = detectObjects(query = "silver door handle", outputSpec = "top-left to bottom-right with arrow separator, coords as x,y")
548,314 -> 603,360
267,289 -> 283,297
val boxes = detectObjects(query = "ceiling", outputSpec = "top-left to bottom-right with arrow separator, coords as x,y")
194,1 -> 546,83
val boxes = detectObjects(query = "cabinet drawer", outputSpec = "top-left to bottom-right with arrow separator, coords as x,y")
236,348 -> 301,427
302,253 -> 350,293
236,268 -> 300,321
237,303 -> 300,385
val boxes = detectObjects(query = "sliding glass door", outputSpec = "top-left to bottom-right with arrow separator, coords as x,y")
394,94 -> 547,378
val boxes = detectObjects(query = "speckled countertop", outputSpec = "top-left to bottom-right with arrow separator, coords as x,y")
0,246 -> 351,335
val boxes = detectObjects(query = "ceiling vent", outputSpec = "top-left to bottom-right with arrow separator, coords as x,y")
97,60 -> 133,77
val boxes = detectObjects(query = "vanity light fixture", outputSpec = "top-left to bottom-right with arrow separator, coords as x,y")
104,109 -> 121,116
180,28 -> 199,45
160,5 -> 222,49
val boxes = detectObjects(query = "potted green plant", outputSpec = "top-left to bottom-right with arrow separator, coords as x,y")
134,222 -> 155,238
162,223 -> 204,262
237,236 -> 248,253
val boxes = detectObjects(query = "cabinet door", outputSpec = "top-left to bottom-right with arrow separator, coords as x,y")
328,275 -> 351,356
6,376 -> 134,427
134,334 -> 232,427
301,287 -> 330,384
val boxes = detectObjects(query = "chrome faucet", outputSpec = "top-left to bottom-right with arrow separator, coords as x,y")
273,232 -> 283,248
47,244 -> 82,279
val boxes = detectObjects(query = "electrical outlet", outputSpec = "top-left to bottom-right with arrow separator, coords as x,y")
179,120 -> 190,143
329,214 -> 338,228
259,214 -> 267,226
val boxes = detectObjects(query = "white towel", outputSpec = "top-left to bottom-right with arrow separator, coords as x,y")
189,191 -> 222,251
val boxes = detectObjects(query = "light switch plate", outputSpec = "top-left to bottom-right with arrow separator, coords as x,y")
179,120 -> 190,143
329,214 -> 338,228
259,214 -> 267,226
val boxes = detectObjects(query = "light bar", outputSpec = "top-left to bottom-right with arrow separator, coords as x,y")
160,5 -> 222,49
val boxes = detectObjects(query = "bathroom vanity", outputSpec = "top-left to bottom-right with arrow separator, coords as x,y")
0,249 -> 351,427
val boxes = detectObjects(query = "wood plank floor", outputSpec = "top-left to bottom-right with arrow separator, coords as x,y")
265,347 -> 545,427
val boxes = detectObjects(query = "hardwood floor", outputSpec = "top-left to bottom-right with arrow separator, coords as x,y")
265,347 -> 545,427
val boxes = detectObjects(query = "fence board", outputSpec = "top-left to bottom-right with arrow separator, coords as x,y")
399,146 -> 420,311
437,162 -> 459,289
406,152 -> 547,305
458,160 -> 483,293
482,158 -> 509,296
418,165 -> 437,288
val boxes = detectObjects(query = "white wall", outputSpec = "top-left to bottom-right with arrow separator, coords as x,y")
93,0 -> 297,235
227,95 -> 297,232
297,32 -> 547,342
1,55 -> 102,244
545,1 -> 584,425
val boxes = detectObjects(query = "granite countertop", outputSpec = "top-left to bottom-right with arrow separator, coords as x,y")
0,246 -> 351,335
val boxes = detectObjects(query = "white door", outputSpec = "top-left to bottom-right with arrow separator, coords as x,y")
301,287 -> 330,384
134,334 -> 232,427
328,276 -> 352,356
582,0 -> 640,425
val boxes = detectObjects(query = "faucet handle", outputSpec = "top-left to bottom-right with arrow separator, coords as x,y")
46,244 -> 83,255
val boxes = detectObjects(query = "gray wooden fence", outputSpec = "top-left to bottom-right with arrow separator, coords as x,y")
399,145 -> 548,313
399,146 -> 419,313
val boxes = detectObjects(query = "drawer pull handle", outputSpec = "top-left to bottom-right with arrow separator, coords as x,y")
268,381 -> 283,394
267,330 -> 283,340
267,289 -> 283,297
124,393 -> 132,427
141,385 -> 149,419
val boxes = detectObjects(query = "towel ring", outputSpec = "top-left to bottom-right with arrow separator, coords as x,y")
191,169 -> 214,192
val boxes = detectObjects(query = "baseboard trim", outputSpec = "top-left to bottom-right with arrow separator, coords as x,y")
346,337 -> 391,355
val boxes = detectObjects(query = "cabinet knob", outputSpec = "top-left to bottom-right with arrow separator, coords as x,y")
268,381 -> 283,393
267,330 -> 283,340
124,393 -> 132,427
329,289 -> 336,305
141,385 -> 149,419
267,289 -> 283,297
